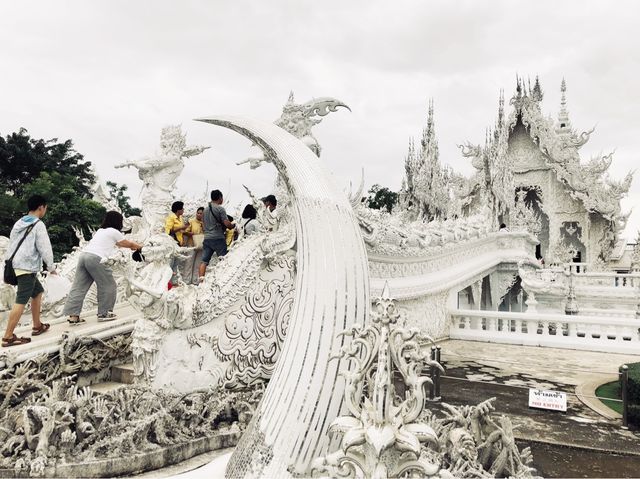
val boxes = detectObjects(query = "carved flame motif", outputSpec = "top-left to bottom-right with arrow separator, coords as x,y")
213,255 -> 296,388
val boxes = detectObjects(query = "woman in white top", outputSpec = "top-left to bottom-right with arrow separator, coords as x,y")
62,211 -> 142,324
240,204 -> 260,238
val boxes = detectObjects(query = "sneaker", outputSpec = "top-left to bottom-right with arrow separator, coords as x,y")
97,312 -> 117,322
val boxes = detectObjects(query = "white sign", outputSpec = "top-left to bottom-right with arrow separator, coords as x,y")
528,388 -> 567,412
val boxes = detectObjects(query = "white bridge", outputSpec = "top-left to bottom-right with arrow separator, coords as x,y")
4,230 -> 638,369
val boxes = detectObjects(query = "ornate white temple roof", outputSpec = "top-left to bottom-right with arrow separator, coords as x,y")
501,77 -> 631,222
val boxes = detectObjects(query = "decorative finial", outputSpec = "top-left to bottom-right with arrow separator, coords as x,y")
532,75 -> 543,101
381,281 -> 391,300
515,74 -> 522,96
287,91 -> 295,104
497,89 -> 505,127
557,77 -> 571,132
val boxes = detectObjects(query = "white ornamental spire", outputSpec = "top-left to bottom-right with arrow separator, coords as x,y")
557,78 -> 572,134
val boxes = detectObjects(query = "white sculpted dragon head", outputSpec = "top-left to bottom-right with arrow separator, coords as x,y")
275,92 -> 350,157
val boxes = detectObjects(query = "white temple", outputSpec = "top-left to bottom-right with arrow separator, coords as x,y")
0,80 -> 638,479
400,77 -> 633,270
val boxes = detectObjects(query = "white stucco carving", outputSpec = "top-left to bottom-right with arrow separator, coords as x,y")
195,116 -> 369,478
115,125 -> 208,236
456,78 -> 632,266
313,287 -> 537,479
397,77 -> 632,269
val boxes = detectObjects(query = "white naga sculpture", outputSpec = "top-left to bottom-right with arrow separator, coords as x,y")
239,92 -> 350,168
115,125 -> 208,235
196,116 -> 370,478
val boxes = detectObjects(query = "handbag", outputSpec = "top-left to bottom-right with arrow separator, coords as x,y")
3,220 -> 39,286
192,234 -> 204,249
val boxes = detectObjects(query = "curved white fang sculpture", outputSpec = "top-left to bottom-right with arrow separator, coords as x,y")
195,116 -> 370,477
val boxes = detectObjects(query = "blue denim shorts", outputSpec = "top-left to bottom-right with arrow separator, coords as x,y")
202,238 -> 227,264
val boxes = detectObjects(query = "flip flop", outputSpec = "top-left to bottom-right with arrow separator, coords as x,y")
2,335 -> 31,347
32,323 -> 50,336
67,316 -> 86,326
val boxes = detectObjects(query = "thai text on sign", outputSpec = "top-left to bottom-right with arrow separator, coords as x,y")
528,388 -> 567,412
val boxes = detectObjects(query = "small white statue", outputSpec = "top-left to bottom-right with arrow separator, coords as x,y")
121,234 -> 178,383
115,125 -> 208,237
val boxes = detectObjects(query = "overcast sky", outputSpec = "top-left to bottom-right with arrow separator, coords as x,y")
2,0 -> 639,239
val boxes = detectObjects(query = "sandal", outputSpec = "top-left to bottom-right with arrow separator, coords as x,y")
32,323 -> 50,336
67,316 -> 86,325
2,334 -> 31,347
97,312 -> 117,322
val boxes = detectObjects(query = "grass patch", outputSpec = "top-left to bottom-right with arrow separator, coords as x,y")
596,381 -> 623,414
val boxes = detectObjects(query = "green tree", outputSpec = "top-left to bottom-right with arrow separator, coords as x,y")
106,181 -> 141,217
0,128 -> 95,196
0,129 -> 104,261
21,172 -> 106,261
366,184 -> 398,213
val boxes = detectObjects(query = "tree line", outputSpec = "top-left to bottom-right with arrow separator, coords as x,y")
0,129 -> 137,261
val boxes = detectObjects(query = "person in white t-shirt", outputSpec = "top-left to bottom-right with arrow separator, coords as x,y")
62,211 -> 142,324
240,204 -> 260,238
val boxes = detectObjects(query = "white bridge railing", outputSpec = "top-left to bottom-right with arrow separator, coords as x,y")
530,268 -> 640,289
449,308 -> 640,354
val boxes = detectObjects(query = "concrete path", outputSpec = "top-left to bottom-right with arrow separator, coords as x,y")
436,339 -> 640,477
0,302 -> 139,366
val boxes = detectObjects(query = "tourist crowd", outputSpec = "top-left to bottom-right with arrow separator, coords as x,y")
1,191 -> 277,347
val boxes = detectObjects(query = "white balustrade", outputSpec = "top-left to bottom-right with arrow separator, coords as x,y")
449,308 -> 640,354
567,269 -> 640,289
579,307 -> 636,318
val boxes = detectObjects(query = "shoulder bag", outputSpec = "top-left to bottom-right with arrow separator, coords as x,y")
3,220 -> 39,285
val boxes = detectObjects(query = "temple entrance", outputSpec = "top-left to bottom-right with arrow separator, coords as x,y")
560,221 -> 586,269
515,186 -> 549,259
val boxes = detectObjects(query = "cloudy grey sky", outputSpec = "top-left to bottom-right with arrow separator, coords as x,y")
2,0 -> 639,238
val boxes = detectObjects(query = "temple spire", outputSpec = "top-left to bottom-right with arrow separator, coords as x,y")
532,75 -> 543,101
497,89 -> 505,129
557,78 -> 571,134
421,98 -> 436,148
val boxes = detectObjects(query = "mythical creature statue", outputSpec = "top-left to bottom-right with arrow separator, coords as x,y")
115,125 -> 208,236
104,234 -> 181,383
238,92 -> 350,168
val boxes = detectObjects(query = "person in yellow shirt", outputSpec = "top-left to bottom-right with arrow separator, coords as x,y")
182,207 -> 204,284
184,207 -> 204,247
165,201 -> 188,246
225,215 -> 237,247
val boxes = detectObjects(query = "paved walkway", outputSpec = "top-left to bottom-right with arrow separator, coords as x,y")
0,303 -> 139,366
435,339 -> 640,477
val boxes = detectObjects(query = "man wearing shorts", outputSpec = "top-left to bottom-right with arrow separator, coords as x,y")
199,189 -> 235,279
2,195 -> 57,347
